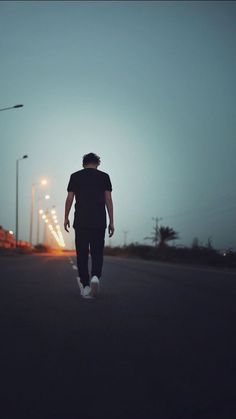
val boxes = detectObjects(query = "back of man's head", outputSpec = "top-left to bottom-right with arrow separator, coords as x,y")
83,152 -> 101,167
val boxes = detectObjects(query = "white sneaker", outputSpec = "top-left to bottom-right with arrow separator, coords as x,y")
90,276 -> 100,297
77,277 -> 93,299
83,285 -> 92,298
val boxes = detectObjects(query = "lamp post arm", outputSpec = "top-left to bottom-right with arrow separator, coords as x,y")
0,106 -> 14,112
0,104 -> 24,112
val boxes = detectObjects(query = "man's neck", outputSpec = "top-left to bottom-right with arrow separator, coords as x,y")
84,164 -> 98,169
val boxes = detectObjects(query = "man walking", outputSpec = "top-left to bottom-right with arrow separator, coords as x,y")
64,153 -> 114,298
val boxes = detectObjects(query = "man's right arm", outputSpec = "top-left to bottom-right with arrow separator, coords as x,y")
105,191 -> 114,237
64,191 -> 75,232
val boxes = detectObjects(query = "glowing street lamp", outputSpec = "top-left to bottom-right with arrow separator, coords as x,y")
30,180 -> 48,246
36,195 -> 50,244
42,205 -> 65,249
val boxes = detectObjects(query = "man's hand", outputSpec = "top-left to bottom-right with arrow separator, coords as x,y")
108,223 -> 115,237
64,218 -> 70,233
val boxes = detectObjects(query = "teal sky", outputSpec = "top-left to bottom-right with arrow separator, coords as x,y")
0,1 -> 236,250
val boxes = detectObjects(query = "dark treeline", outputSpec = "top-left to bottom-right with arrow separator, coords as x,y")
104,243 -> 236,269
104,222 -> 235,269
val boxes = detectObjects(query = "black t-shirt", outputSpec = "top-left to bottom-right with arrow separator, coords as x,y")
67,168 -> 112,229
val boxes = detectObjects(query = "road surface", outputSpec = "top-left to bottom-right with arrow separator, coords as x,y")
0,254 -> 236,419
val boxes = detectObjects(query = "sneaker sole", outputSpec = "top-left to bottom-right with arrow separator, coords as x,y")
82,294 -> 94,299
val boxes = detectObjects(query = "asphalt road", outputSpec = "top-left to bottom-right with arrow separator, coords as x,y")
0,254 -> 236,419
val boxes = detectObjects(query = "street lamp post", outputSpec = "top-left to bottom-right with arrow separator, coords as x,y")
36,209 -> 43,244
29,183 -> 36,247
43,209 -> 50,246
0,104 -> 24,112
37,209 -> 44,244
16,155 -> 28,247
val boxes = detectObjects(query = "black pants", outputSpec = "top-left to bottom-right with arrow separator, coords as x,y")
74,227 -> 106,287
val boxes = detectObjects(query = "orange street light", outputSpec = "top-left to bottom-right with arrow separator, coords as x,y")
30,180 -> 49,246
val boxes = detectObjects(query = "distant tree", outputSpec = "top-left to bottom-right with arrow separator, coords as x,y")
144,224 -> 179,248
158,226 -> 179,248
206,236 -> 213,249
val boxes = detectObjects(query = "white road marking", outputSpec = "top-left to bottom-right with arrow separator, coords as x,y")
72,264 -> 78,270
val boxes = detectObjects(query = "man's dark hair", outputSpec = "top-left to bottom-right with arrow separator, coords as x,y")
83,152 -> 101,166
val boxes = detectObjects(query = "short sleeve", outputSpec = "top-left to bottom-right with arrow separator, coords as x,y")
104,174 -> 112,191
67,174 -> 76,192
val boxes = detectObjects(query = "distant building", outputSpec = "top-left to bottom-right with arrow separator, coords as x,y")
0,226 -> 30,248
0,226 -> 15,248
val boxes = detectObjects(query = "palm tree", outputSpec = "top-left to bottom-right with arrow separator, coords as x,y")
158,226 -> 179,248
144,224 -> 179,248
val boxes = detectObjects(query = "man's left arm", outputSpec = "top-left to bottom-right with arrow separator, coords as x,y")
64,192 -> 75,232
